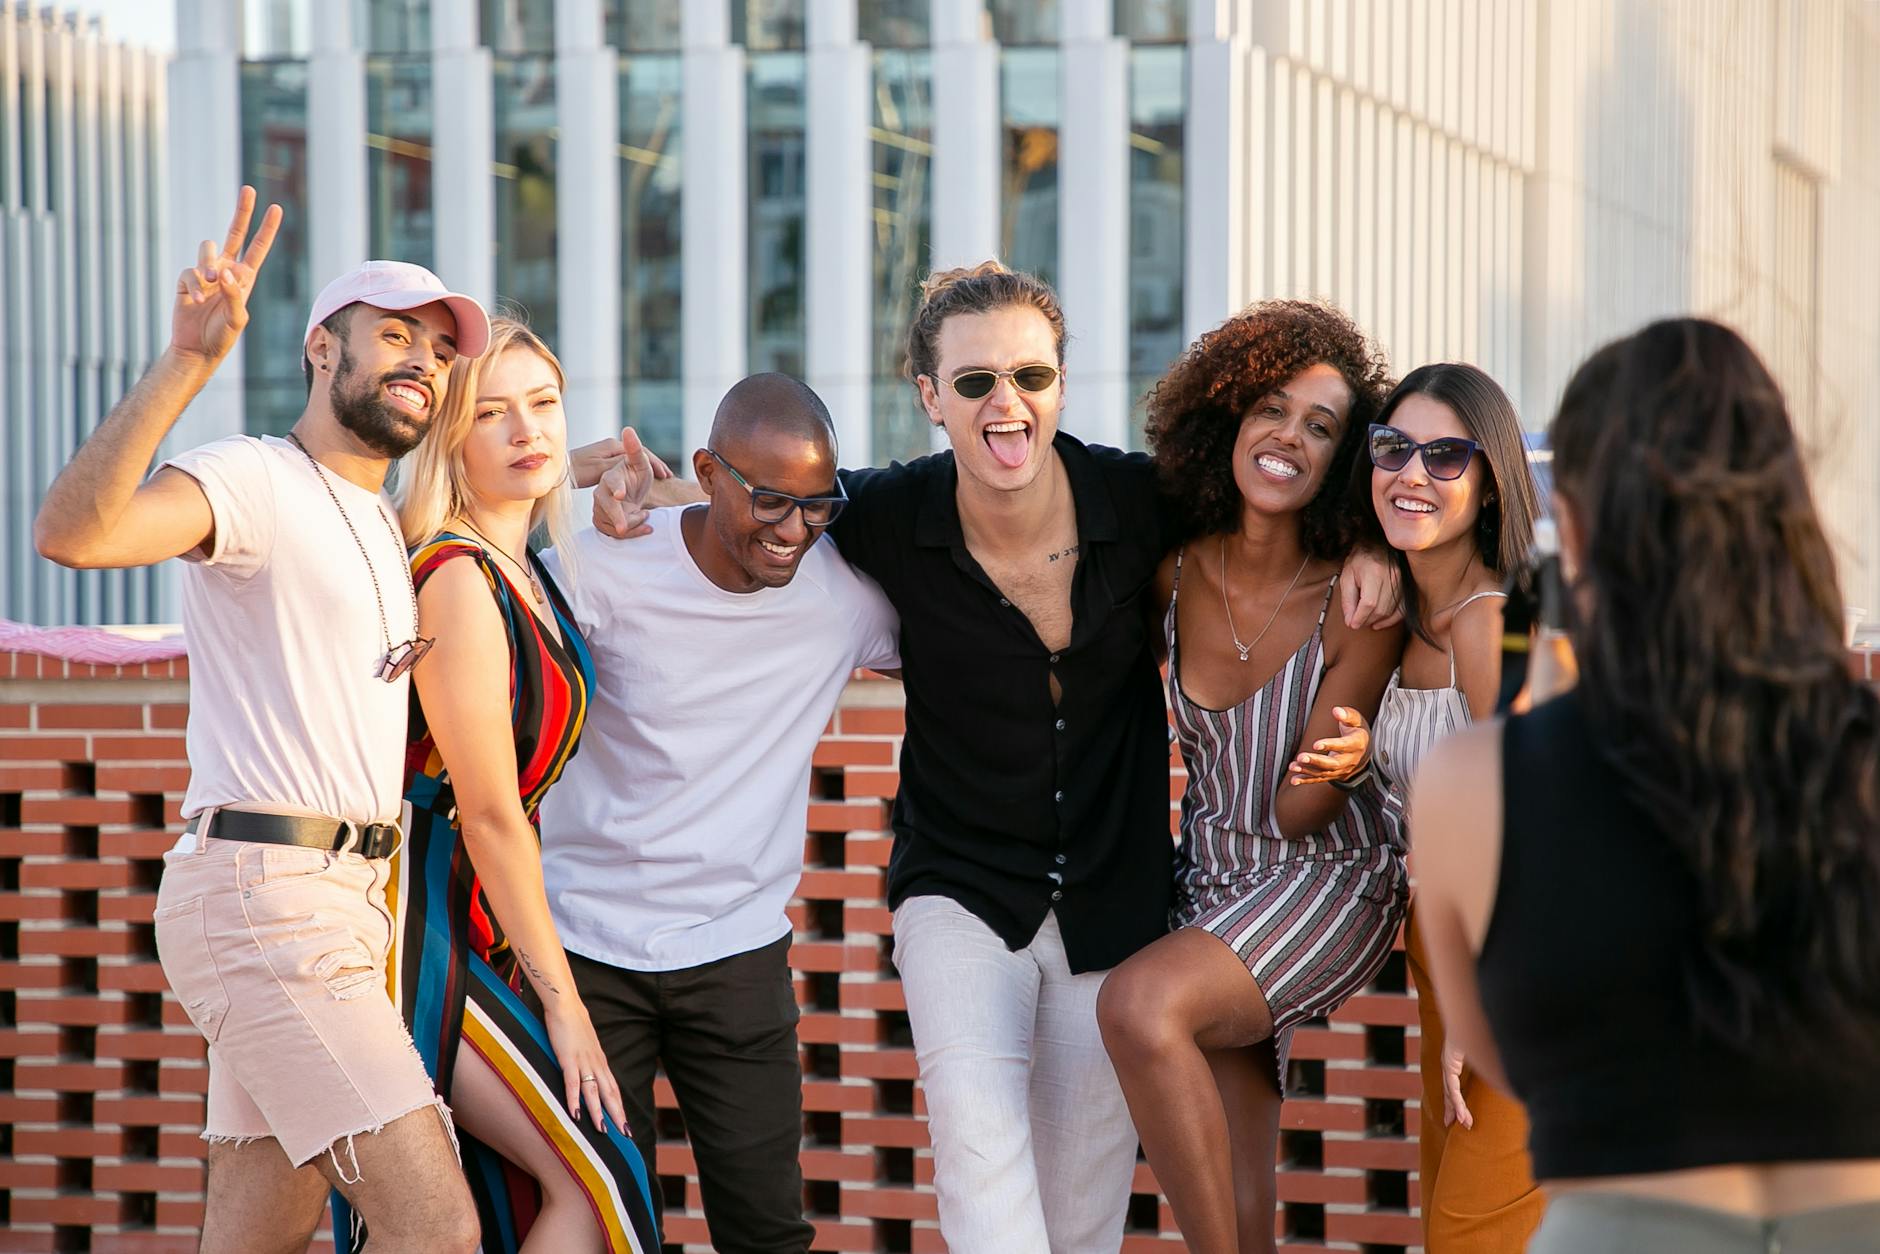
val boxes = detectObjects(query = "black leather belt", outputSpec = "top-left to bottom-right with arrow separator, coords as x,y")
187,809 -> 401,860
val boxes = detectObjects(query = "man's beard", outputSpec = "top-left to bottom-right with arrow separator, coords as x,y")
330,343 -> 433,458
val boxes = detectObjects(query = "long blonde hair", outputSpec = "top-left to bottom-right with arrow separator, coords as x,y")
398,315 -> 579,581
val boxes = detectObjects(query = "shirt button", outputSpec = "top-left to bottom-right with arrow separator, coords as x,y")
999,598 -> 1010,607
1049,653 -> 1060,663
1050,890 -> 1063,902
1055,853 -> 1067,865
1054,790 -> 1063,803
1055,718 -> 1066,731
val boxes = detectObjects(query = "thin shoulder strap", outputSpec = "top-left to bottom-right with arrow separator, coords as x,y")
1445,589 -> 1508,685
1453,589 -> 1509,614
1317,572 -> 1340,629
1170,546 -> 1186,602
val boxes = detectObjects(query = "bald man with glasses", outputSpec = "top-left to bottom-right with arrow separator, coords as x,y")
536,373 -> 899,1254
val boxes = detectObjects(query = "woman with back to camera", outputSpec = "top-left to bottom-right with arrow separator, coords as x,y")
331,317 -> 660,1252
1414,318 -> 1880,1252
1288,363 -> 1547,1250
1097,300 -> 1407,1254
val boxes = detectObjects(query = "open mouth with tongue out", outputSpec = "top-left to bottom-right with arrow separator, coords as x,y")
983,419 -> 1032,469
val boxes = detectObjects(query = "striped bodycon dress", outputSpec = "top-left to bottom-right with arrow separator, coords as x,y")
1166,549 -> 1408,1087
332,535 -> 659,1253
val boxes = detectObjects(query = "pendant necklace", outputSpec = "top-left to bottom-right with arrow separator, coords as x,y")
285,432 -> 432,680
458,517 -> 547,605
1220,538 -> 1309,663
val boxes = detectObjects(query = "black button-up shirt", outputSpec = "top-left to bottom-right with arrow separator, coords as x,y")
833,433 -> 1179,973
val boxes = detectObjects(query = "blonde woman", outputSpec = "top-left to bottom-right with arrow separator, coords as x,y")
331,318 -> 659,1252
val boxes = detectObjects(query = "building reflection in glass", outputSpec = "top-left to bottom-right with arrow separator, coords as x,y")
870,49 -> 934,467
619,53 -> 683,464
1001,47 -> 1059,287
1128,43 -> 1184,448
239,58 -> 310,437
493,53 -> 558,347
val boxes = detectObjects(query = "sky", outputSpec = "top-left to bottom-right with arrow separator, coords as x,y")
69,0 -> 176,52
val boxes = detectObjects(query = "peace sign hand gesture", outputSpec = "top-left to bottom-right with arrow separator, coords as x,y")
170,186 -> 283,367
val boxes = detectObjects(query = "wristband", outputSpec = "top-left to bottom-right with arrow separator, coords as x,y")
1329,762 -> 1374,793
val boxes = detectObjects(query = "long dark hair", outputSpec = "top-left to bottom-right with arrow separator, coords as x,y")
1551,317 -> 1880,1063
1354,363 -> 1540,644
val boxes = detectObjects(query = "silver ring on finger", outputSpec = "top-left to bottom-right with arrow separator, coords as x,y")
580,1074 -> 599,1084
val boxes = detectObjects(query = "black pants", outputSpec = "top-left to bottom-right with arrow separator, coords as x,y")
563,934 -> 813,1254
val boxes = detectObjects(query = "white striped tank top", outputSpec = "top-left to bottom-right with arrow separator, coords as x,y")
1371,589 -> 1507,838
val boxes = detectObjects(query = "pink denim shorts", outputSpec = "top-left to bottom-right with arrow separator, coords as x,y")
153,824 -> 442,1169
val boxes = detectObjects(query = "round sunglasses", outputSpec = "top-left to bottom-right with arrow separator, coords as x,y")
935,364 -> 1060,401
1368,423 -> 1481,480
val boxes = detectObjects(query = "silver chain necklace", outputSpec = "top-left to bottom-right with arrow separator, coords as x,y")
286,432 -> 431,681
455,516 -> 547,605
1220,537 -> 1310,663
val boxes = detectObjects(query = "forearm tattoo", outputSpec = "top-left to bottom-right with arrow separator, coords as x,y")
518,948 -> 560,996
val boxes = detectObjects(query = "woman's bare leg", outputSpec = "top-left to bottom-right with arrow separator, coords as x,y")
450,1040 -> 608,1253
1097,928 -> 1278,1254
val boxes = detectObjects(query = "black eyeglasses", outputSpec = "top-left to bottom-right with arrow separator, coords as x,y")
705,448 -> 848,527
935,364 -> 1060,400
1368,424 -> 1481,481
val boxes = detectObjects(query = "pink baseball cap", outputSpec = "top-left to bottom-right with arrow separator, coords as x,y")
303,260 -> 492,360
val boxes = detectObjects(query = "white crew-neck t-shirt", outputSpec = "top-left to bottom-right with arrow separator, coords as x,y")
538,507 -> 900,971
162,435 -> 414,834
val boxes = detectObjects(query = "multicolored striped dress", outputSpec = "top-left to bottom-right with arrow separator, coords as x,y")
1166,549 -> 1408,1087
333,534 -> 658,1253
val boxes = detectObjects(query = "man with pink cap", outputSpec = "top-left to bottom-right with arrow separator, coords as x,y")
36,189 -> 492,1254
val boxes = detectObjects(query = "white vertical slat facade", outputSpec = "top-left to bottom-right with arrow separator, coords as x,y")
7,0 -> 1880,624
3,3 -> 167,626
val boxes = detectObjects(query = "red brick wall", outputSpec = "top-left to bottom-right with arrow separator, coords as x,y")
0,652 -> 1424,1252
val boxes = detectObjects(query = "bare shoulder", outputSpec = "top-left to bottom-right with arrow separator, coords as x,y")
1447,593 -> 1508,717
1443,594 -> 1504,658
415,550 -> 504,642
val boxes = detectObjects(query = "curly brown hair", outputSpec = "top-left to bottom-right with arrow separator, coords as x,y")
1145,300 -> 1392,556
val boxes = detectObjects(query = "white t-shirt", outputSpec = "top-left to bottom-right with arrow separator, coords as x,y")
164,435 -> 414,831
537,507 -> 900,971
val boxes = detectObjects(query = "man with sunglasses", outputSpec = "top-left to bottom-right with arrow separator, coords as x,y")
34,190 -> 496,1250
536,372 -> 898,1253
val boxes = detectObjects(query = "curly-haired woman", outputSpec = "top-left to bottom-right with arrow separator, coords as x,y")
1415,320 -> 1880,1253
1097,300 -> 1408,1254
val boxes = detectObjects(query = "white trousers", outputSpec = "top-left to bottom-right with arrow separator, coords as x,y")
892,895 -> 1139,1253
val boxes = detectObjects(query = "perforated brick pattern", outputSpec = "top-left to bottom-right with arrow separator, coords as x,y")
0,656 -> 1421,1252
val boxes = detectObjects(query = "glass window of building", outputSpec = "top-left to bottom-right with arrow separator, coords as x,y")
238,59 -> 311,437
364,1 -> 433,269
355,0 -> 430,52
858,0 -> 929,48
493,49 -> 558,347
1000,47 -> 1058,286
1115,0 -> 1186,42
244,0 -> 310,58
989,0 -> 1058,45
481,0 -> 554,54
748,51 -> 806,379
606,0 -> 683,51
1,26 -> 14,208
1127,44 -> 1184,448
871,49 -> 933,466
620,54 -> 683,464
734,0 -> 806,51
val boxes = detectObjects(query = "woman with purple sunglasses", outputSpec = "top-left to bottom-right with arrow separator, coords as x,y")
1289,362 -> 1543,1251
